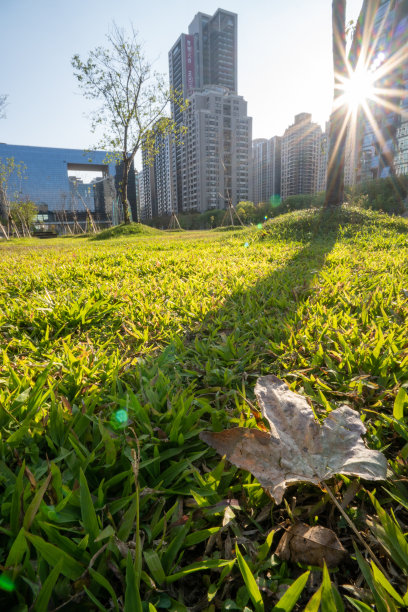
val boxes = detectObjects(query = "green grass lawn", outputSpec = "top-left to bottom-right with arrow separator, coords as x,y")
0,207 -> 407,610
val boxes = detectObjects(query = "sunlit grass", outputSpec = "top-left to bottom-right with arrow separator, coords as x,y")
0,207 -> 407,609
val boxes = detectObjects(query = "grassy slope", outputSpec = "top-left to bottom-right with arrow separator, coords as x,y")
0,207 -> 407,610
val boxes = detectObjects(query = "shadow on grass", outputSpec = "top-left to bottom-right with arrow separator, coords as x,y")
130,208 -> 343,401
148,205 -> 408,396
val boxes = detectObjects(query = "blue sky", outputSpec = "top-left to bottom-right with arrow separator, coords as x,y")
1,0 -> 363,169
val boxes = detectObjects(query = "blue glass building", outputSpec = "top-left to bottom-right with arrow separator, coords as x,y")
350,0 -> 408,182
0,143 -> 137,222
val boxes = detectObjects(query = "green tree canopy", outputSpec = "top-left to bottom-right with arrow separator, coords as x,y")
72,24 -> 186,224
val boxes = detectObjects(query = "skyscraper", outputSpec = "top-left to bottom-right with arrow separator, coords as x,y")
349,0 -> 408,182
281,113 -> 322,200
178,86 -> 251,212
317,124 -> 330,193
188,10 -> 237,93
140,128 -> 176,219
251,137 -> 281,205
169,10 -> 238,100
165,9 -> 250,214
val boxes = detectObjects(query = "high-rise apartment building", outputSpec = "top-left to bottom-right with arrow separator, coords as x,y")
139,158 -> 154,220
317,124 -> 330,193
349,0 -> 408,182
165,9 -> 250,214
394,3 -> 408,177
281,113 -> 322,199
169,9 -> 237,100
344,122 -> 360,187
178,86 -> 251,212
188,10 -> 237,93
139,128 -> 176,220
251,137 -> 281,205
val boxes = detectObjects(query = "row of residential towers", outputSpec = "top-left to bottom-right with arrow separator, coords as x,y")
139,9 -> 330,218
139,2 -> 408,219
140,9 -> 252,219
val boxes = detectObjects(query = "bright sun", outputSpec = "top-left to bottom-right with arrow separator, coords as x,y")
341,66 -> 376,111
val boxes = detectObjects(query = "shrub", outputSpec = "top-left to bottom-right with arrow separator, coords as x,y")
346,176 -> 408,215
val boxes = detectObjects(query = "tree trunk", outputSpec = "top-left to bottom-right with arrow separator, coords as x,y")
121,159 -> 131,225
324,0 -> 347,209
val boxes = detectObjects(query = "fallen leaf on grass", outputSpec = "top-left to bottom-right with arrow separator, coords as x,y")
200,375 -> 387,504
275,522 -> 346,567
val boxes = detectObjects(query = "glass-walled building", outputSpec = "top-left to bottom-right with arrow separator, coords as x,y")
0,143 -> 137,222
350,0 -> 408,182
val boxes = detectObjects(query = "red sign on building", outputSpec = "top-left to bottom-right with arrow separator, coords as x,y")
185,35 -> 195,92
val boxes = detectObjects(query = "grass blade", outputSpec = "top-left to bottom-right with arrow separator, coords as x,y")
272,570 -> 310,612
166,559 -> 233,583
25,531 -> 84,580
124,550 -> 142,612
6,527 -> 28,567
143,549 -> 166,585
24,472 -> 52,530
33,558 -> 63,612
321,562 -> 338,612
89,568 -> 119,611
235,543 -> 264,612
79,467 -> 100,550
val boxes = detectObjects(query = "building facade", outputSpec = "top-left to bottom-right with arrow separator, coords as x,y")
0,143 -> 137,222
169,9 -> 238,101
177,86 -> 251,212
349,0 -> 408,183
164,9 -> 251,215
394,2 -> 408,176
251,137 -> 281,205
281,113 -> 322,200
139,129 -> 177,220
317,124 -> 330,193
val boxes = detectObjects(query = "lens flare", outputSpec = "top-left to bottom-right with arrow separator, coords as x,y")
0,574 -> 15,592
114,409 -> 128,424
270,195 -> 281,207
257,223 -> 263,229
244,242 -> 249,248
341,65 -> 376,111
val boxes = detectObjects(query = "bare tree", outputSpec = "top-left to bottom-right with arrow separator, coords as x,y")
324,0 -> 348,209
72,24 -> 185,224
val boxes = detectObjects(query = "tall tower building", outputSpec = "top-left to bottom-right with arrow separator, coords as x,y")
139,156 -> 155,220
281,113 -> 322,200
188,10 -> 237,93
317,123 -> 330,193
169,10 -> 237,100
251,137 -> 281,205
349,0 -> 408,182
178,86 -> 251,212
140,127 -> 177,219
168,9 -> 249,214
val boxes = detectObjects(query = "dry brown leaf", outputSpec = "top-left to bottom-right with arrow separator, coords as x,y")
200,375 -> 387,504
275,522 -> 346,567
